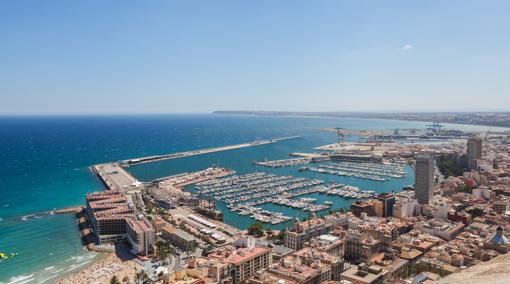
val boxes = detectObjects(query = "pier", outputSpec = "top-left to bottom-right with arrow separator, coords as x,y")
119,136 -> 300,166
300,161 -> 406,182
53,206 -> 84,215
154,167 -> 235,185
244,186 -> 328,206
252,157 -> 312,168
90,136 -> 300,192
91,163 -> 140,191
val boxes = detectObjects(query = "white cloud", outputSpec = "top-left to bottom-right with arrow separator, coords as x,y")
402,44 -> 412,50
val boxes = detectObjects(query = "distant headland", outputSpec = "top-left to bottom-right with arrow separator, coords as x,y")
213,110 -> 510,128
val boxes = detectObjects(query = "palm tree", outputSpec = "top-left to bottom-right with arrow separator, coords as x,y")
110,276 -> 120,284
135,270 -> 150,284
265,228 -> 273,241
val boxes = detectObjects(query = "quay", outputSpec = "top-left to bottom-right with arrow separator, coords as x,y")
252,157 -> 312,168
289,152 -> 329,160
118,136 -> 300,166
154,167 -> 234,185
90,163 -> 140,191
90,137 -> 300,192
53,206 -> 84,215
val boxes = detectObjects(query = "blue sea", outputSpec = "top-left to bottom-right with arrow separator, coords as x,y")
0,114 -> 500,283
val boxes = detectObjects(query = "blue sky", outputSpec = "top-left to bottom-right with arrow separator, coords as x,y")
1,0 -> 509,114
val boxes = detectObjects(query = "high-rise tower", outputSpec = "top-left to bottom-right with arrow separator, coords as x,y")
467,137 -> 482,170
415,154 -> 435,205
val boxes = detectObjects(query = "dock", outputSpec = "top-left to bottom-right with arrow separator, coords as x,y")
245,186 -> 328,206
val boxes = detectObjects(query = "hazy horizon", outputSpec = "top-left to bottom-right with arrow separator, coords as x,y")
1,109 -> 510,117
1,1 -> 509,114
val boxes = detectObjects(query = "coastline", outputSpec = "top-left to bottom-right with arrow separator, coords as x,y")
50,252 -> 107,284
2,114 -> 498,283
53,250 -> 141,284
212,112 -> 510,130
52,206 -> 142,284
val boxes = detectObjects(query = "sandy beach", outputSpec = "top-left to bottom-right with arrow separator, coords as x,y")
54,250 -> 141,284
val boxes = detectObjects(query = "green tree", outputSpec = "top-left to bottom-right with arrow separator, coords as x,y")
436,154 -> 466,177
276,229 -> 286,242
461,184 -> 473,194
156,240 -> 171,261
110,275 -> 120,284
247,222 -> 265,237
202,244 -> 215,256
467,207 -> 484,218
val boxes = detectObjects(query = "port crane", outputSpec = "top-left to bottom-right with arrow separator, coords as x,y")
392,128 -> 420,136
426,121 -> 444,136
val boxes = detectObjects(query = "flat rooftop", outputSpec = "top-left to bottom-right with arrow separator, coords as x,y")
341,265 -> 386,283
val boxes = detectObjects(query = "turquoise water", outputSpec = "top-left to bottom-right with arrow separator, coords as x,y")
127,135 -> 415,230
0,114 -> 501,283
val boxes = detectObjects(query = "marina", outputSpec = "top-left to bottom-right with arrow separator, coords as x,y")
4,2 -> 508,282
235,206 -> 292,225
273,197 -> 332,212
192,170 -> 381,224
118,128 -> 416,232
95,134 -> 416,231
299,161 -> 406,181
194,172 -> 324,206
